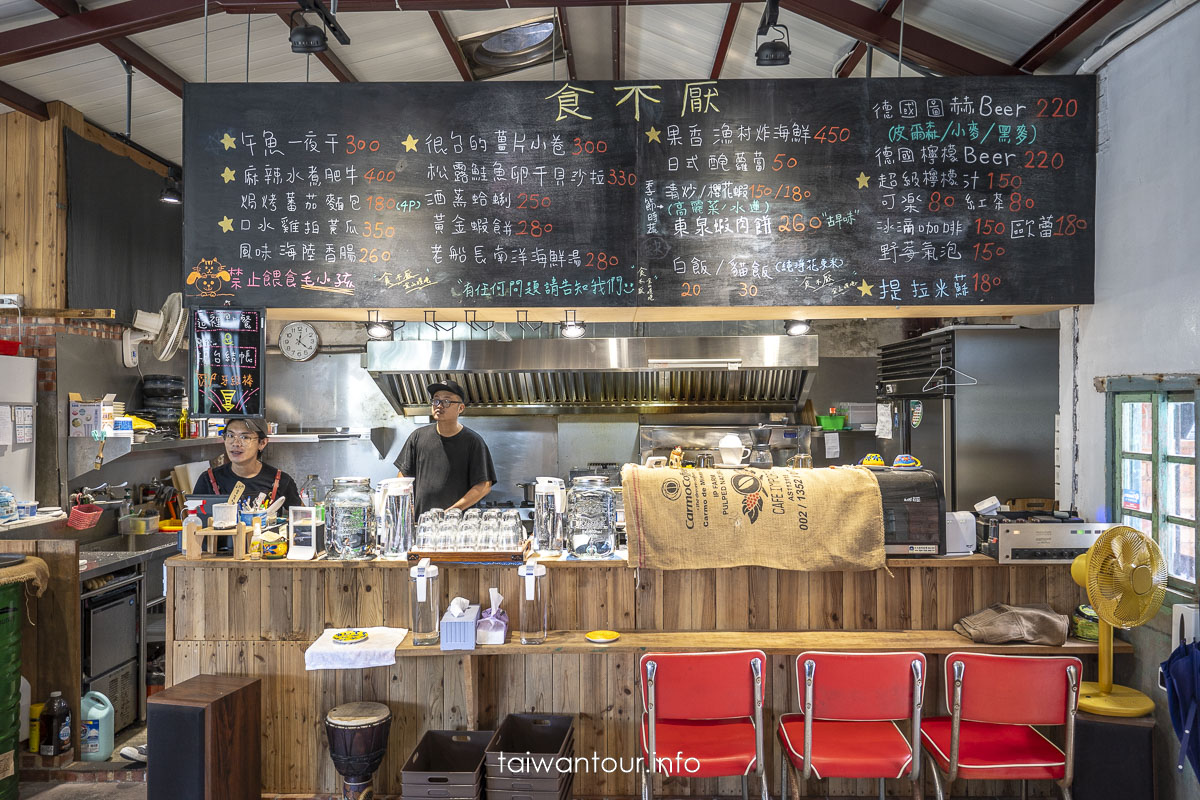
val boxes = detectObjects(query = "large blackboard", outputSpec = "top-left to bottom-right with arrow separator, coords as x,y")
183,77 -> 1094,310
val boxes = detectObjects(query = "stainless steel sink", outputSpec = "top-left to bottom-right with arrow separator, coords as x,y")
80,533 -> 178,553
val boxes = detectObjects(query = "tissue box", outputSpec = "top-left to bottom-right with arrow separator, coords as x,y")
441,604 -> 480,651
67,392 -> 116,437
476,608 -> 508,645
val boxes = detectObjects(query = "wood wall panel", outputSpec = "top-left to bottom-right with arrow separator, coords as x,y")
168,559 -> 1088,797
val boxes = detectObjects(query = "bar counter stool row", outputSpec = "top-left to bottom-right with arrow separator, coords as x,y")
638,649 -> 1082,800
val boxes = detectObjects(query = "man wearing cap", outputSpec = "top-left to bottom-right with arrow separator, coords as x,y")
396,380 -> 497,517
191,418 -> 303,510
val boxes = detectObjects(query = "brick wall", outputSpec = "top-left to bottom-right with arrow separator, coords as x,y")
0,316 -> 121,392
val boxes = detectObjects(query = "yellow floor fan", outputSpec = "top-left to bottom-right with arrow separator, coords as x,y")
1071,525 -> 1168,716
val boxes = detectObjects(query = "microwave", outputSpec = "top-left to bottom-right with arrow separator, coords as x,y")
875,469 -> 946,556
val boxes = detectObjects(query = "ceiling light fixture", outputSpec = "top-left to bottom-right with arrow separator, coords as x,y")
160,166 -> 183,205
755,0 -> 790,67
365,310 -> 394,340
784,319 -> 810,336
559,310 -> 586,339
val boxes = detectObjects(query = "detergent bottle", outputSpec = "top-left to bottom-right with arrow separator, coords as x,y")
80,691 -> 114,761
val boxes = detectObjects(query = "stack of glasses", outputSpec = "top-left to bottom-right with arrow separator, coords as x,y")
414,508 -> 527,552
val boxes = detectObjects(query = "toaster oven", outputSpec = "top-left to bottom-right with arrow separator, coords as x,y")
875,469 -> 946,555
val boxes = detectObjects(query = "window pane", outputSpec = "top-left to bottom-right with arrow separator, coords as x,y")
1162,522 -> 1197,584
1122,515 -> 1152,535
1122,402 -> 1153,454
1166,401 -> 1196,457
1165,463 -> 1196,521
1121,459 -> 1153,513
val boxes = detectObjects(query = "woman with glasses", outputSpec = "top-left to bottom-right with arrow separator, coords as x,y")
395,380 -> 497,518
191,418 -> 303,511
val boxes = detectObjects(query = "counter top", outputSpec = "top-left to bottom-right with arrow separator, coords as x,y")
390,629 -> 1130,657
80,534 -> 180,580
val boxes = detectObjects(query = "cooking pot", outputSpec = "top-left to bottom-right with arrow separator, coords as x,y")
515,481 -> 538,505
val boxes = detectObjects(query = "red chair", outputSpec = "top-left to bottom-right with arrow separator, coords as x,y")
777,651 -> 926,800
638,650 -> 768,800
920,652 -> 1081,800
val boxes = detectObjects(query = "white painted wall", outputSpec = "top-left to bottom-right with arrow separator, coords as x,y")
1060,6 -> 1200,798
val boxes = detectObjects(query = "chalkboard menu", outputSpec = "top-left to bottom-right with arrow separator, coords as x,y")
189,308 -> 265,418
183,77 -> 1094,311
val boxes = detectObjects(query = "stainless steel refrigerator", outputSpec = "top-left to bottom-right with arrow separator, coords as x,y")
876,326 -> 1058,512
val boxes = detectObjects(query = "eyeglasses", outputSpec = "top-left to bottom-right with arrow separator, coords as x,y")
223,433 -> 259,443
431,398 -> 463,408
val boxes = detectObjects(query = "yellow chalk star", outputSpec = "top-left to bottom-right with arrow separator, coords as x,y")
218,216 -> 234,233
645,126 -> 661,144
858,279 -> 874,296
220,133 -> 237,150
221,167 -> 236,184
855,171 -> 870,189
401,134 -> 419,152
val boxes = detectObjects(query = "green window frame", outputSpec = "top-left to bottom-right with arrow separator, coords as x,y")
1111,389 -> 1197,598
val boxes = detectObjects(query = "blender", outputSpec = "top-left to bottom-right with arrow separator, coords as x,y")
748,425 -> 773,468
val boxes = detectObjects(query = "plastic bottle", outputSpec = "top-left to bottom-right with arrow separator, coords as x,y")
80,691 -> 115,761
299,474 -> 321,507
38,691 -> 71,756
249,517 -> 263,560
28,701 -> 43,753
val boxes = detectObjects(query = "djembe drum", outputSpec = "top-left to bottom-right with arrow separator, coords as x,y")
324,701 -> 393,800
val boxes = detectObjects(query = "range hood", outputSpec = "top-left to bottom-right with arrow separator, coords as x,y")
364,335 -> 817,415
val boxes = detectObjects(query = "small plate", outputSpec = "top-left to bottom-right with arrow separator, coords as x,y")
333,630 -> 368,645
585,630 -> 620,644
714,463 -> 745,469
0,554 -> 26,568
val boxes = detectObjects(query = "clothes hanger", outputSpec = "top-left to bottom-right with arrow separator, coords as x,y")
921,346 -> 979,392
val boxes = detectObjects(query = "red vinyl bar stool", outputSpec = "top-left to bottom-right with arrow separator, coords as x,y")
777,651 -> 926,800
920,652 -> 1081,800
638,650 -> 769,800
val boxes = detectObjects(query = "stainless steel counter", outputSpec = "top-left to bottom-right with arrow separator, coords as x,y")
79,533 -> 179,580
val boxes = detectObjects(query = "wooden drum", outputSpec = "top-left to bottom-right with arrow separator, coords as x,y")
324,701 -> 393,800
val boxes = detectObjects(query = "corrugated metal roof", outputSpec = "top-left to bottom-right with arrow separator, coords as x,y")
0,0 -> 1165,164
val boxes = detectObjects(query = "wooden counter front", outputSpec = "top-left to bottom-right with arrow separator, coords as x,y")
166,557 -> 1112,798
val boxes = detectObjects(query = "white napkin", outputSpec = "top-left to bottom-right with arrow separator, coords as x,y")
304,627 -> 409,671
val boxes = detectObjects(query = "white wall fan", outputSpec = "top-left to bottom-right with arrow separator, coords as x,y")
121,292 -> 187,368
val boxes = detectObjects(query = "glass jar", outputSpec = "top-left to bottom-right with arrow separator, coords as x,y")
324,477 -> 374,560
566,476 -> 616,559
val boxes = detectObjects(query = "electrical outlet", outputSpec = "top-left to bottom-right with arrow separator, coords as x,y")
0,293 -> 23,307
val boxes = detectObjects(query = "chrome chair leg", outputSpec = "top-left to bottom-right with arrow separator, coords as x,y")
911,773 -> 923,800
926,753 -> 946,800
641,768 -> 652,800
1021,779 -> 1028,800
1059,785 -> 1073,800
742,774 -> 749,800
760,771 -> 770,800
878,777 -> 886,800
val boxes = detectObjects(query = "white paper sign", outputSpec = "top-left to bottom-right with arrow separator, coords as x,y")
0,406 -> 11,447
13,405 -> 32,444
823,432 -> 840,459
876,403 -> 893,440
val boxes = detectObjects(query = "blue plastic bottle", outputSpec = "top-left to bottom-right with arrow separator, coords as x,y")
80,691 -> 114,762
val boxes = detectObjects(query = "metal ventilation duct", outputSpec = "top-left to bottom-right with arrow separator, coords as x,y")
365,335 -> 817,415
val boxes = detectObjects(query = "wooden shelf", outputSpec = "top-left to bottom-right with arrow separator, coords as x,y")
391,629 -> 1130,657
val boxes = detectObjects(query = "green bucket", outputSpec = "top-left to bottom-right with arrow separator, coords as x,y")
0,582 -> 23,800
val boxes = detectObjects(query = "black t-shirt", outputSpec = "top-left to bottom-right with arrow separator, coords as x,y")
191,461 -> 303,511
394,425 -> 497,517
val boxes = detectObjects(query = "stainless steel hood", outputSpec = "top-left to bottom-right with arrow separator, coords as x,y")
364,335 -> 817,415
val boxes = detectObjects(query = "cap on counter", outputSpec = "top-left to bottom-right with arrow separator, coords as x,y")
427,380 -> 468,403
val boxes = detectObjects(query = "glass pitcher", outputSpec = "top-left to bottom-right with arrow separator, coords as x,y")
566,476 -> 616,559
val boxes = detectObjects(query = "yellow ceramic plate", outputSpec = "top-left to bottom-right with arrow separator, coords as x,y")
585,630 -> 620,644
332,629 -> 368,645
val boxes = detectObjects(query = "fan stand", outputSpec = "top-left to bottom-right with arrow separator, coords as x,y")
1078,619 -> 1155,717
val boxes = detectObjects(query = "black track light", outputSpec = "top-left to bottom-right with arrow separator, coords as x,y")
160,166 -> 182,205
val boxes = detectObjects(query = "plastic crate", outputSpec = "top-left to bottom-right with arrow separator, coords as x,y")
440,604 -> 480,651
402,729 -> 492,799
485,714 -> 574,780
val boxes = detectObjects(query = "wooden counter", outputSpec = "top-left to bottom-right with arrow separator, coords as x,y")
167,556 -> 1117,798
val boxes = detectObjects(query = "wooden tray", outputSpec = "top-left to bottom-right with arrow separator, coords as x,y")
408,540 -> 530,564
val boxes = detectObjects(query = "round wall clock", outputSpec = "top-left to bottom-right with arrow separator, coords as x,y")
278,321 -> 320,362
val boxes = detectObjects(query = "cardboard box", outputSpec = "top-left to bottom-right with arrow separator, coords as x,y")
67,393 -> 116,437
1006,497 -> 1058,512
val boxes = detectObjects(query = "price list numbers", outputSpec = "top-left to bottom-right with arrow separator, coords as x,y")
865,85 -> 1094,305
